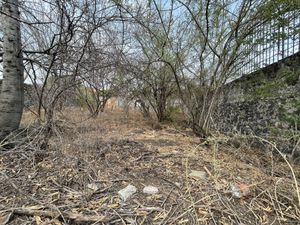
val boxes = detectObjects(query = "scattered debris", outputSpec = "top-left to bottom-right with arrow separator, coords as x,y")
125,217 -> 137,225
230,182 -> 250,198
87,183 -> 101,191
1,110 -> 299,224
189,170 -> 207,180
118,184 -> 137,202
5,207 -> 115,223
143,185 -> 159,194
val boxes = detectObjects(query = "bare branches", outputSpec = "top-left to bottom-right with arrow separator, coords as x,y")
1,0 -> 298,135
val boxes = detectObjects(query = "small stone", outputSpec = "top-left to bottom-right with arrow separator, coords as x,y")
87,183 -> 101,191
143,186 -> 159,194
174,182 -> 182,188
189,170 -> 207,180
118,184 -> 137,202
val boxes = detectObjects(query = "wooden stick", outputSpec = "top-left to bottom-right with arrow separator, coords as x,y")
10,208 -> 115,223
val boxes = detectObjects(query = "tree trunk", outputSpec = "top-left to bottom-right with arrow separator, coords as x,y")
0,0 -> 24,139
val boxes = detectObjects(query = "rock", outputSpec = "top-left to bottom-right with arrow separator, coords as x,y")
174,182 -> 182,188
189,170 -> 207,180
118,184 -> 137,202
87,183 -> 101,191
143,186 -> 159,194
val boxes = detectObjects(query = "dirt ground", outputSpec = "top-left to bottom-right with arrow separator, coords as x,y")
0,109 -> 300,225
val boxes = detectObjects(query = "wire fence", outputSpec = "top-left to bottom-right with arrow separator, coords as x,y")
240,9 -> 300,75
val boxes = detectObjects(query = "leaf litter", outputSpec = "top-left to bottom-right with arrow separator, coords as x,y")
0,109 -> 300,224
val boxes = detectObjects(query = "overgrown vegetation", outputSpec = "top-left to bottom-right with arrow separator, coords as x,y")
0,0 -> 300,224
0,110 -> 299,224
240,66 -> 299,100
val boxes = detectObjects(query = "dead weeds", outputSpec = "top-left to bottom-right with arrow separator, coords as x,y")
0,109 -> 300,224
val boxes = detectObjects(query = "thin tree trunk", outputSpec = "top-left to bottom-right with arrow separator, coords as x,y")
0,0 -> 24,139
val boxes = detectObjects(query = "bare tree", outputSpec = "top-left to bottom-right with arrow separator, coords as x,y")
2,0 -> 297,140
115,0 -> 180,122
173,0 -> 300,136
21,0 -> 121,130
114,0 -> 295,136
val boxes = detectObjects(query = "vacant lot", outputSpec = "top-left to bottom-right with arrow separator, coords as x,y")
1,109 -> 300,224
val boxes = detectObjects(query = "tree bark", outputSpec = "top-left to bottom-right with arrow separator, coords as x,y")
0,0 -> 24,139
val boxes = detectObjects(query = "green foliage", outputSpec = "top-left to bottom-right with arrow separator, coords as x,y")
290,99 -> 300,110
283,69 -> 299,86
253,81 -> 279,98
75,85 -> 114,109
244,67 -> 298,100
165,106 -> 182,123
75,95 -> 86,108
260,0 -> 300,21
278,100 -> 300,128
270,100 -> 300,137
112,0 -> 122,5
102,89 -> 114,98
270,127 -> 300,139
285,74 -> 299,86
273,67 -> 299,89
280,113 -> 300,128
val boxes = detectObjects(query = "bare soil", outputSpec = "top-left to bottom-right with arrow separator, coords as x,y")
0,109 -> 300,224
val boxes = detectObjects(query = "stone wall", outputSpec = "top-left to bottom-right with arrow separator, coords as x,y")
217,52 -> 300,147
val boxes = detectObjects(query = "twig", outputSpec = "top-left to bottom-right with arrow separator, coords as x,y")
253,136 -> 300,207
9,208 -> 115,223
0,171 -> 44,206
161,188 -> 174,207
266,190 -> 283,225
85,186 -> 111,201
1,172 -> 67,223
109,208 -> 126,225
203,166 -> 212,177
0,211 -> 14,225
169,194 -> 216,223
208,208 -> 217,225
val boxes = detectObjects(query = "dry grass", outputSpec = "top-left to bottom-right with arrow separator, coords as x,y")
0,108 -> 300,224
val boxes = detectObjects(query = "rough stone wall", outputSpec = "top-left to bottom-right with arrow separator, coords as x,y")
217,52 -> 300,141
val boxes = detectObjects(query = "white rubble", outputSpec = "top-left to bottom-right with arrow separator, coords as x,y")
118,184 -> 137,201
143,186 -> 159,194
189,170 -> 207,180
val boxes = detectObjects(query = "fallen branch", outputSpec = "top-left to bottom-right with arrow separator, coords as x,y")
9,208 -> 115,223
